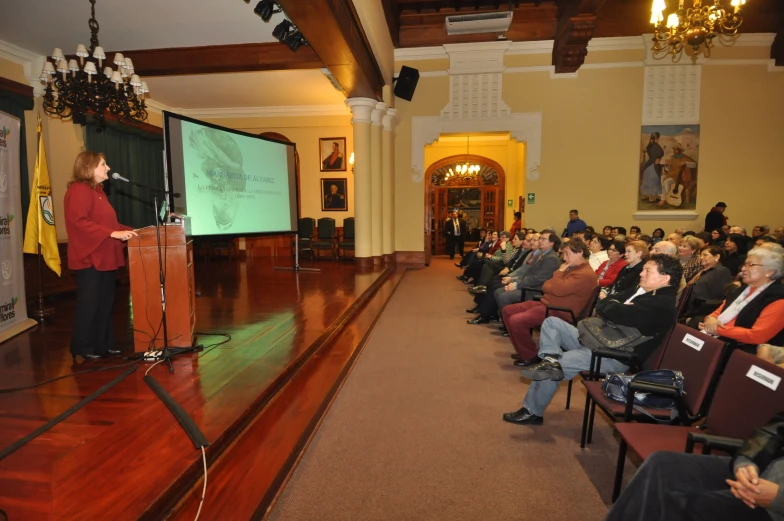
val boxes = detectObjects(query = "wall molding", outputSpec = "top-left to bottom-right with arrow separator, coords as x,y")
633,211 -> 699,221
145,100 -> 351,119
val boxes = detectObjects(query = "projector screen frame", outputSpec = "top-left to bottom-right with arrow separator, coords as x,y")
162,110 -> 301,239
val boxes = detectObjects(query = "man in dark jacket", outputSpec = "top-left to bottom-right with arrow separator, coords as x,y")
502,253 -> 682,425
605,410 -> 784,521
705,201 -> 728,232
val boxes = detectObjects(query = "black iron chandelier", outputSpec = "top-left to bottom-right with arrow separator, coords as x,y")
38,0 -> 149,130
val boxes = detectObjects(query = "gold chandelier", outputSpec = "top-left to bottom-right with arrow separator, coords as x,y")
445,136 -> 481,182
650,0 -> 746,59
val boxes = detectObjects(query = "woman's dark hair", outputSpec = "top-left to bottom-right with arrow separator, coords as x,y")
701,244 -> 725,261
649,132 -> 661,143
583,231 -> 594,242
696,231 -> 712,245
614,226 -> 628,236
596,236 -> 612,250
726,233 -> 750,254
565,237 -> 590,259
514,211 -> 522,219
602,225 -> 613,235
630,226 -> 641,234
609,239 -> 626,255
652,228 -> 665,238
648,253 -> 684,286
585,226 -> 595,234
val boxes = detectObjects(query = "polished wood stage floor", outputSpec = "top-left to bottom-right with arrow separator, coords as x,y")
0,257 -> 405,521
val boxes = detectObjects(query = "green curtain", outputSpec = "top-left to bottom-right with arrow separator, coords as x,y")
0,91 -> 34,230
84,121 -> 165,229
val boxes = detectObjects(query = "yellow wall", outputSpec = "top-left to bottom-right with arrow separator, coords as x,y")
394,55 -> 784,251
423,139 -> 525,229
205,115 -> 355,222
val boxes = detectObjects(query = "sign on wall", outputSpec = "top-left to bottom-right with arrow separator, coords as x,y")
0,111 -> 36,339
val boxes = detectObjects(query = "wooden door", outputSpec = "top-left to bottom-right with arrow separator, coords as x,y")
482,188 -> 499,232
434,188 -> 449,255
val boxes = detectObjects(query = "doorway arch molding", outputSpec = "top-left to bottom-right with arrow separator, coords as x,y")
410,112 -> 542,183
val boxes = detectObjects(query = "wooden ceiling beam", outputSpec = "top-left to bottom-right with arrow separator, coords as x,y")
276,0 -> 385,100
109,43 -> 323,77
382,0 -> 402,47
551,0 -> 608,74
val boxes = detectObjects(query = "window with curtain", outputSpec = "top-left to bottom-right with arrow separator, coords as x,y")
84,122 -> 165,229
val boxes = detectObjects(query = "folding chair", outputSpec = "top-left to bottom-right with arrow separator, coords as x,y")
611,350 -> 784,501
294,217 -> 316,261
338,217 -> 355,260
579,323 -> 727,448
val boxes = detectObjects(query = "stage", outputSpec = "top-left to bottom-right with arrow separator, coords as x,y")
0,257 -> 406,520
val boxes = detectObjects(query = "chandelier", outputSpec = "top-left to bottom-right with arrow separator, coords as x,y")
38,0 -> 149,130
445,136 -> 482,182
650,0 -> 746,59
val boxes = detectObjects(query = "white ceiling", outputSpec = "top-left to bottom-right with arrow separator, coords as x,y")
147,70 -> 347,110
0,0 -> 349,111
0,0 -> 284,54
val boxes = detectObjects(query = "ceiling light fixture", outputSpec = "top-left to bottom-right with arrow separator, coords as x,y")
254,0 -> 280,22
650,0 -> 746,59
38,0 -> 149,130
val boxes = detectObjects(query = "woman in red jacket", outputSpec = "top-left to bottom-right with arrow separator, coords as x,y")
64,151 -> 137,362
595,239 -> 628,287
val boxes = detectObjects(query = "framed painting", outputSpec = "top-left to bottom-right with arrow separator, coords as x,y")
319,137 -> 347,172
638,125 -> 700,211
321,178 -> 348,211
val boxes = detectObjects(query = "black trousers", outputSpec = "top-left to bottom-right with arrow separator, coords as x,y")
606,452 -> 773,521
71,267 -> 117,356
446,235 -> 465,259
477,260 -> 505,286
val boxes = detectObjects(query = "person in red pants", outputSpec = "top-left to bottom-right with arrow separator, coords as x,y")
502,238 -> 598,366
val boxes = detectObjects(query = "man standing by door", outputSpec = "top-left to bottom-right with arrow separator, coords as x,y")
444,210 -> 467,259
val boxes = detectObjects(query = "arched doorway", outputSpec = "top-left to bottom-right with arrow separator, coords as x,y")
425,154 -> 505,261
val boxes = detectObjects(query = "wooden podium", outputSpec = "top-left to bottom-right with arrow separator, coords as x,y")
127,221 -> 196,353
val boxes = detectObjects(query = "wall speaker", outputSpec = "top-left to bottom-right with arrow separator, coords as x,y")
394,66 -> 420,102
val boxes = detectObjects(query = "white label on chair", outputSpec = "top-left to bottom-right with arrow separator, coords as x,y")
747,365 -> 781,391
682,333 -> 704,351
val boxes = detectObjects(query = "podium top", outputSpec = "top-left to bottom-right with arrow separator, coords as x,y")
130,221 -> 190,247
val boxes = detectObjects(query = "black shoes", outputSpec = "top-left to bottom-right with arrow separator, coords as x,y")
502,407 -> 543,426
469,286 -> 487,294
454,263 -> 463,268
467,316 -> 489,324
513,356 -> 542,367
519,356 -> 565,381
466,306 -> 480,313
105,349 -> 122,355
457,275 -> 468,281
511,353 -> 521,360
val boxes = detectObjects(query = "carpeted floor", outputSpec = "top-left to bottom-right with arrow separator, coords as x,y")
268,257 -> 636,521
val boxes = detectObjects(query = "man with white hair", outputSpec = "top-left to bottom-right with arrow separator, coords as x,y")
730,226 -> 747,236
651,241 -> 685,298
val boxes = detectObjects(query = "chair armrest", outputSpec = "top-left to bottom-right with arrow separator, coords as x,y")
520,287 -> 543,302
545,306 -> 577,325
686,432 -> 744,455
533,295 -> 543,302
586,350 -> 636,380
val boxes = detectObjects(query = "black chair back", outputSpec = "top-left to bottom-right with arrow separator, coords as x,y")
317,218 -> 336,240
342,218 -> 355,241
298,217 -> 315,240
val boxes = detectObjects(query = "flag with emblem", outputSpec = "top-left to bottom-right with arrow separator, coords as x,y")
23,115 -> 61,276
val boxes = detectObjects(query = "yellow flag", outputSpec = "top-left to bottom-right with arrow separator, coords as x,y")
23,115 -> 61,276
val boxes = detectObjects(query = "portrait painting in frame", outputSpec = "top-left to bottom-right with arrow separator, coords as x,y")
321,178 -> 348,211
319,137 -> 347,172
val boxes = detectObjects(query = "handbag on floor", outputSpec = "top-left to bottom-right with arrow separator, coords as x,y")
602,369 -> 685,419
577,317 -> 652,352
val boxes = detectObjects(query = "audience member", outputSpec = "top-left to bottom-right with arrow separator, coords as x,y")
456,228 -> 488,268
562,209 -> 587,238
756,235 -> 780,248
699,247 -> 784,352
667,232 -> 683,245
509,211 -> 522,237
730,226 -> 747,236
469,232 -> 526,293
696,231 -> 712,248
606,410 -> 784,521
724,233 -> 750,277
651,228 -> 665,244
704,201 -> 728,232
600,240 -> 648,299
711,228 -> 728,246
503,254 -> 682,426
602,225 -> 613,238
588,235 -> 610,271
595,239 -> 628,287
757,344 -> 784,368
612,227 -> 627,238
628,226 -> 641,240
501,238 -> 597,366
752,225 -> 770,239
678,235 -> 703,282
681,244 -> 734,328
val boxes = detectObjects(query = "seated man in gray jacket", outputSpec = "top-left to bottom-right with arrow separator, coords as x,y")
606,410 -> 784,521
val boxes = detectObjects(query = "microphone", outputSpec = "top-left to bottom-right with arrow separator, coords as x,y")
110,172 -> 181,198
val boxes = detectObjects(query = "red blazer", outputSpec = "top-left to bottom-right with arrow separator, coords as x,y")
596,259 -> 628,287
64,183 -> 133,271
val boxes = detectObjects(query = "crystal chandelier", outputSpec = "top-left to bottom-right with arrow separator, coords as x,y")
38,0 -> 149,130
650,0 -> 746,59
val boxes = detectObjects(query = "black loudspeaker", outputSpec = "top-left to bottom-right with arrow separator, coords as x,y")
394,66 -> 420,102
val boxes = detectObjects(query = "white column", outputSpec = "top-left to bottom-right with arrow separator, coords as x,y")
370,102 -> 387,261
345,98 -> 377,264
382,108 -> 399,260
